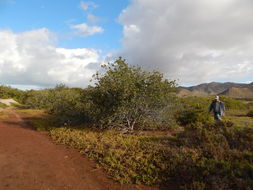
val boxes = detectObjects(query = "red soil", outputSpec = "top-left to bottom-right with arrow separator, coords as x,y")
0,108 -> 157,190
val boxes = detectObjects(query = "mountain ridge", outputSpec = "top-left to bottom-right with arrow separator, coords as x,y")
178,82 -> 253,99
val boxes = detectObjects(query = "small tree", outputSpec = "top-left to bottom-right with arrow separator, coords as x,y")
48,87 -> 90,125
88,57 -> 178,130
22,85 -> 91,125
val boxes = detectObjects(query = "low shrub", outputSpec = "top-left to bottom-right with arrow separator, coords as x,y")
178,121 -> 253,153
22,89 -> 52,109
220,96 -> 247,110
246,101 -> 253,109
46,87 -> 91,125
175,122 -> 253,189
0,85 -> 25,101
176,97 -> 212,125
22,85 -> 91,126
176,108 -> 212,125
48,121 -> 253,189
50,128 -> 168,185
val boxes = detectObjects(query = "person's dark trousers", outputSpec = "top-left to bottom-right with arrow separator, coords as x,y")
214,112 -> 222,121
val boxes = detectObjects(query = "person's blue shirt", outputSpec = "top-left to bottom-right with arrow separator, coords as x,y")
208,97 -> 225,120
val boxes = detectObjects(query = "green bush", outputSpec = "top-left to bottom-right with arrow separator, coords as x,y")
176,107 -> 212,125
22,85 -> 91,125
177,121 -> 253,152
0,85 -> 25,101
176,97 -> 212,125
87,57 -> 178,130
220,96 -> 246,110
19,58 -> 178,130
175,122 -> 253,189
22,89 -> 53,109
47,87 -> 91,125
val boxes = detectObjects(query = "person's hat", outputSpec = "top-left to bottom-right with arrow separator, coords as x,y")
214,95 -> 219,99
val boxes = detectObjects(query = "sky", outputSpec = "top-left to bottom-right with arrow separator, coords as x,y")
0,0 -> 253,89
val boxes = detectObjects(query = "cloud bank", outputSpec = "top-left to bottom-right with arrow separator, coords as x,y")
119,0 -> 253,85
0,28 -> 101,88
71,23 -> 104,37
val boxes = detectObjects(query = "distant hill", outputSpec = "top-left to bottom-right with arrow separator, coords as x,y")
178,82 -> 253,99
218,87 -> 253,99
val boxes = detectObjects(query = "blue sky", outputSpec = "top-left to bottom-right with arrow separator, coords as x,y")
0,0 -> 129,52
0,0 -> 253,89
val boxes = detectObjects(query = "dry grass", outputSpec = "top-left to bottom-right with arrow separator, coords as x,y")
225,109 -> 253,128
16,108 -> 46,117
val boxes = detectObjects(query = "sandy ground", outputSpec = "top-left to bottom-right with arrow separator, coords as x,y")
0,99 -> 18,106
0,108 -> 156,190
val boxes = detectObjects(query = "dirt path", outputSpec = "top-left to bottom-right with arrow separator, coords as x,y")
0,108 -> 149,190
0,99 -> 18,106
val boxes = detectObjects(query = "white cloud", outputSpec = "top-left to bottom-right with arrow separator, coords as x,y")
80,1 -> 97,11
0,28 -> 102,88
87,13 -> 99,23
71,23 -> 104,37
119,0 -> 253,85
80,1 -> 89,11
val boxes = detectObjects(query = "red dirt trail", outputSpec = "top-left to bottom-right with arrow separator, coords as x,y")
0,108 -> 156,190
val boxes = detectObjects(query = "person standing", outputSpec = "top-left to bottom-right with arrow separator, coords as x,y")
208,96 -> 225,121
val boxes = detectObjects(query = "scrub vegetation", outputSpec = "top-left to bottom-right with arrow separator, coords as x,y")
0,102 -> 7,108
1,57 -> 253,189
48,122 -> 253,189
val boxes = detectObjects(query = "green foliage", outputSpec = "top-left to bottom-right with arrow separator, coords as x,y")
22,89 -> 53,109
18,58 -> 178,129
246,101 -> 253,109
183,181 -> 206,190
0,85 -> 25,101
175,122 -> 253,189
47,121 -> 253,189
22,85 -> 91,125
88,57 -> 178,129
177,121 -> 253,152
220,96 -> 247,110
176,107 -> 212,125
176,96 -> 247,126
176,97 -> 212,125
50,128 -> 163,185
45,86 -> 90,125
